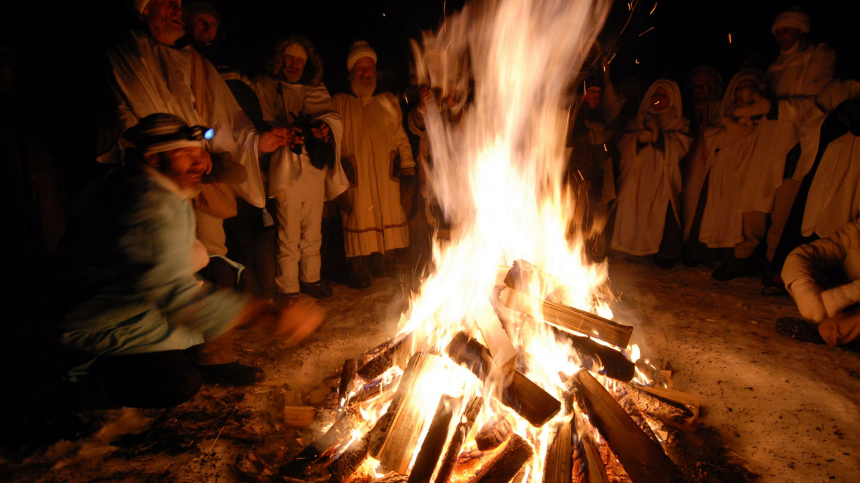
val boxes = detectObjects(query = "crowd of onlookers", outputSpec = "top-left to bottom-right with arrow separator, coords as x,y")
2,0 -> 859,443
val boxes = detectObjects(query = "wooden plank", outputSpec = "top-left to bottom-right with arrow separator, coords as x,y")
376,353 -> 451,474
446,332 -> 561,426
553,328 -> 635,382
435,396 -> 483,483
408,395 -> 460,483
338,359 -> 359,409
574,371 -> 682,483
543,420 -> 572,483
284,406 -> 318,428
473,298 -> 518,373
502,287 -> 633,348
467,433 -> 533,483
501,370 -> 561,427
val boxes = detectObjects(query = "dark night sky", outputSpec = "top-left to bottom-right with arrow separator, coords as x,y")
0,0 -> 858,179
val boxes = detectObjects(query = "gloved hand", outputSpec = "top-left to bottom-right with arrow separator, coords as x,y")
821,281 -> 860,318
788,278 -> 827,322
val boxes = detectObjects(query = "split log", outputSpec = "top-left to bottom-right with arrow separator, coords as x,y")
284,406 -> 318,429
446,332 -> 561,426
553,328 -> 635,382
376,353 -> 453,474
468,433 -> 533,483
619,384 -> 694,425
379,475 -> 409,483
501,370 -> 562,427
574,371 -> 682,483
357,334 -> 412,382
280,408 -> 364,477
618,394 -> 664,449
502,270 -> 633,348
329,435 -> 368,483
408,395 -> 461,483
435,396 -> 483,483
473,298 -> 518,373
338,359 -> 359,409
629,384 -> 699,425
573,436 -> 610,483
543,420 -> 572,483
599,444 -> 633,483
475,414 -> 513,451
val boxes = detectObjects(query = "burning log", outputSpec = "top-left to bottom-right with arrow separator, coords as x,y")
281,408 -> 365,477
619,384 -> 695,426
574,371 -> 682,483
284,406 -> 318,429
598,444 -> 633,483
573,436 -> 611,483
475,414 -> 514,451
357,334 -> 412,382
435,396 -> 483,483
473,298 -> 518,373
467,433 -> 533,483
446,332 -> 561,426
502,265 -> 633,348
338,359 -> 359,409
629,384 -> 699,426
543,420 -> 573,483
329,435 -> 369,483
408,395 -> 461,483
375,353 -> 456,474
553,328 -> 635,383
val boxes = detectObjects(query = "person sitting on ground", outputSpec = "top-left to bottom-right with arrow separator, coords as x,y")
611,79 -> 692,268
38,114 -> 324,412
777,216 -> 860,350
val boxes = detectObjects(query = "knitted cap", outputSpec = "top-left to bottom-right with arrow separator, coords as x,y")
347,41 -> 377,71
122,113 -> 208,154
772,9 -> 810,36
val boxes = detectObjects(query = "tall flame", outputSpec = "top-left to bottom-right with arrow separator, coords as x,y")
393,0 -> 613,480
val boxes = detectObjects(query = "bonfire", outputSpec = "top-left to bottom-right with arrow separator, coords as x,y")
280,1 -> 699,482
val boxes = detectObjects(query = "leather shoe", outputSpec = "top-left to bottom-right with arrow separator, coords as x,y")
299,280 -> 333,299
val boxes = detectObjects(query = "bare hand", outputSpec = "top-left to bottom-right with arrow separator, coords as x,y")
311,122 -> 332,142
288,126 -> 305,150
417,86 -> 433,113
274,298 -> 325,346
259,128 -> 289,153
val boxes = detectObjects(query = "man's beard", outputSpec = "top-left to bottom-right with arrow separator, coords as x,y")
351,77 -> 376,97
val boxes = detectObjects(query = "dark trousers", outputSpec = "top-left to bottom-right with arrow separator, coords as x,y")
50,350 -> 203,411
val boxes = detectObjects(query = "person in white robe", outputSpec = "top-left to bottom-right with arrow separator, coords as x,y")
611,80 -> 692,266
101,0 -> 290,366
333,41 -> 416,288
253,38 -> 348,300
698,70 -> 773,280
759,8 -> 834,291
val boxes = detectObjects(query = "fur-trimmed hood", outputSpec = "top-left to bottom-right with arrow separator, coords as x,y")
266,37 -> 324,87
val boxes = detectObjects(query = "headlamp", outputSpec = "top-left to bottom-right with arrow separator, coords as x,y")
187,125 -> 215,141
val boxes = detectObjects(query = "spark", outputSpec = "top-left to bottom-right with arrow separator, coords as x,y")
638,26 -> 655,37
650,2 -> 657,14
635,58 -> 640,64
728,33 -> 732,44
607,52 -> 617,64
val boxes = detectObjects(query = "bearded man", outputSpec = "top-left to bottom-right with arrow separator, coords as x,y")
254,38 -> 348,300
333,41 -> 416,288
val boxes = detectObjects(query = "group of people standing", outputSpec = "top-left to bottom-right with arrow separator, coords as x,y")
569,8 -> 860,348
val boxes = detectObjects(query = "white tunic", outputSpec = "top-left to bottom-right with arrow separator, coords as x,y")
612,80 -> 692,256
106,29 -> 266,207
334,91 -> 416,257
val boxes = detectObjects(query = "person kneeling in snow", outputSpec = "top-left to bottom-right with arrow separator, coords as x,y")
777,217 -> 860,349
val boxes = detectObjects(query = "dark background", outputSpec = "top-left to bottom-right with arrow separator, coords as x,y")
1,0 -> 858,263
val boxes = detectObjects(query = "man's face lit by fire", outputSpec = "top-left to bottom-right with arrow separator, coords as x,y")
349,57 -> 377,89
147,145 -> 211,191
584,86 -> 602,110
191,13 -> 218,44
283,47 -> 307,84
691,73 -> 712,102
775,27 -> 802,52
144,0 -> 185,46
650,87 -> 670,111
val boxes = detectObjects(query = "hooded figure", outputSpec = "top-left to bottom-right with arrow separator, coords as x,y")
612,80 -> 692,263
333,41 -> 416,287
685,66 -> 723,134
253,38 -> 347,299
698,70 -> 772,252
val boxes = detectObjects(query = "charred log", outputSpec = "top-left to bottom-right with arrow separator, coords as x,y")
467,433 -> 533,483
357,334 -> 412,381
435,396 -> 483,483
408,395 -> 461,483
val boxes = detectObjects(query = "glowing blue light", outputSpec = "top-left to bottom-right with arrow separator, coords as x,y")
204,128 -> 215,140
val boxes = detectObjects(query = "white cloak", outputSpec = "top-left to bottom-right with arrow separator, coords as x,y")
106,30 -> 266,207
612,80 -> 692,256
334,91 -> 416,258
253,76 -> 348,200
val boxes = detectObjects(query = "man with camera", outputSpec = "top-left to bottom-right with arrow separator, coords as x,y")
253,38 -> 348,301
